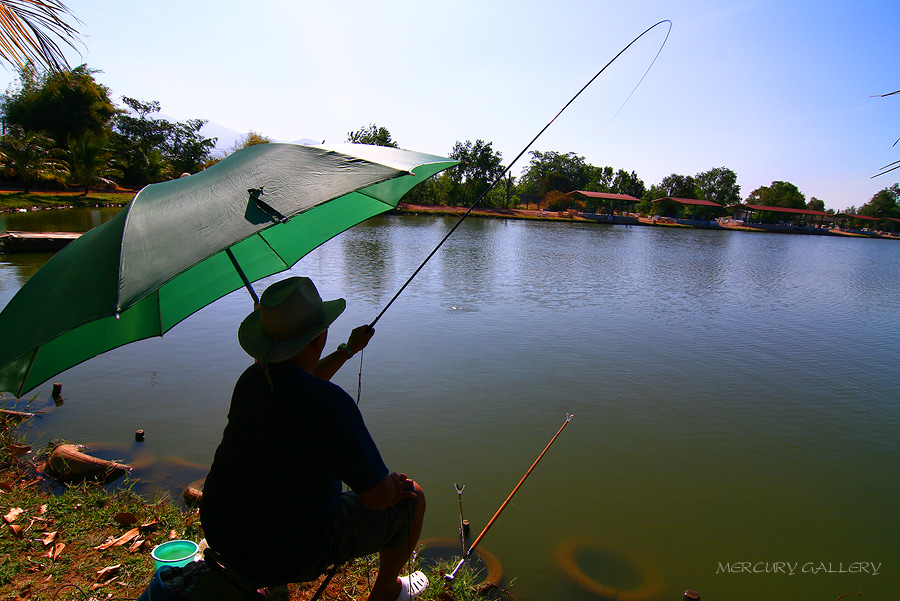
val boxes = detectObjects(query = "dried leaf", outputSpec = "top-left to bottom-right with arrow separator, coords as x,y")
13,583 -> 31,600
95,564 -> 121,582
168,529 -> 177,539
94,527 -> 140,550
38,504 -> 47,515
4,507 -> 23,523
113,512 -> 138,526
92,575 -> 118,590
139,519 -> 158,530
127,538 -> 150,553
8,443 -> 31,457
8,523 -> 23,538
0,482 -> 13,493
48,542 -> 65,560
41,531 -> 57,546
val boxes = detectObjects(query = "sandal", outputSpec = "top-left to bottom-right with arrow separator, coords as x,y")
395,571 -> 428,600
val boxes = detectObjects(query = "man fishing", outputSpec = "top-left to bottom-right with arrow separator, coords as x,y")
200,276 -> 428,601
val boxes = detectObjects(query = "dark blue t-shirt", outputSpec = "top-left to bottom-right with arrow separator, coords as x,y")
200,361 -> 388,582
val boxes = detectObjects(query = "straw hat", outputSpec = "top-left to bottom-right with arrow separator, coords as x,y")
238,277 -> 345,362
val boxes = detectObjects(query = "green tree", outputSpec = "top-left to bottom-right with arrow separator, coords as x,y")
611,169 -> 646,198
746,180 -> 806,209
447,139 -> 504,207
546,190 -> 572,211
500,172 -> 517,208
660,173 -> 700,199
346,123 -> 398,147
201,130 -> 273,169
637,183 -> 666,215
0,127 -> 67,192
807,196 -> 826,212
1,64 -> 117,147
518,150 -> 590,199
858,183 -> 900,218
404,170 -> 454,206
584,165 -> 614,192
230,130 -> 272,153
111,96 -> 215,186
0,0 -> 82,71
695,166 -> 740,205
167,118 -> 216,175
65,131 -> 122,195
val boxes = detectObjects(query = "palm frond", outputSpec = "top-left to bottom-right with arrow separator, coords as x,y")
0,0 -> 83,71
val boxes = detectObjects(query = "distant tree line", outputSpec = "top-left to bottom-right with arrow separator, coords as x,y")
350,124 -> 900,221
1,64 -> 897,223
0,64 -> 218,193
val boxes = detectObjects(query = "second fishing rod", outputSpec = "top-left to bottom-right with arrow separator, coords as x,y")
443,413 -> 574,595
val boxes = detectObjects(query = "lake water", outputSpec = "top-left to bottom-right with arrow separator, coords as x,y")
2,209 -> 898,600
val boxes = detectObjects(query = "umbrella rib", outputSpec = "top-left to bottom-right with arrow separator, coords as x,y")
352,182 -> 411,206
258,230 -> 292,268
17,348 -> 38,399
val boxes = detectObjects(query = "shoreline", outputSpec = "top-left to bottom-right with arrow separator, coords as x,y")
395,203 -> 899,240
0,193 -> 894,241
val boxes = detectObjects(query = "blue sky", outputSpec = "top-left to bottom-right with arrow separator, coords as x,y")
3,0 -> 898,211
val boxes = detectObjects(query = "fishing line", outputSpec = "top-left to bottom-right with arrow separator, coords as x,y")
607,22 -> 672,126
368,19 -> 672,328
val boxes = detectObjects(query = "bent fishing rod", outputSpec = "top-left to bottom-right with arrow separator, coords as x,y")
369,19 -> 672,328
444,413 -> 574,591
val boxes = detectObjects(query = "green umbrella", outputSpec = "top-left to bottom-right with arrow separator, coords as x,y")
0,142 -> 458,397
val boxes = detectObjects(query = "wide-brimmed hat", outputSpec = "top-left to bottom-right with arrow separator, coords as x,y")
238,277 -> 345,362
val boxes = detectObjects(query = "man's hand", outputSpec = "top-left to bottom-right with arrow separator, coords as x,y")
345,324 -> 374,356
389,472 -> 418,504
358,471 -> 417,511
314,325 -> 374,381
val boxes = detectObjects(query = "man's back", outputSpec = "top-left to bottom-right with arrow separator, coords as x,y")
200,361 -> 387,584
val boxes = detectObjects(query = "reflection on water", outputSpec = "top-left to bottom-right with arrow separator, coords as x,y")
2,214 -> 899,600
338,216 -> 396,306
0,252 -> 55,294
0,206 -> 121,233
0,207 -> 123,298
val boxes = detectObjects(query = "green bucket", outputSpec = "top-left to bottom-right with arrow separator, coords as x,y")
151,540 -> 198,571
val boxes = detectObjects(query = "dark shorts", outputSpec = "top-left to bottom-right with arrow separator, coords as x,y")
291,490 -> 419,582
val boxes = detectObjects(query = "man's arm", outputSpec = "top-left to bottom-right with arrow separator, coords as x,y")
313,324 -> 374,381
358,472 -> 418,512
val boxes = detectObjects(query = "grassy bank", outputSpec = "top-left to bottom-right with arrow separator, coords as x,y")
0,190 -> 134,212
0,412 -> 199,600
1,418 -> 499,601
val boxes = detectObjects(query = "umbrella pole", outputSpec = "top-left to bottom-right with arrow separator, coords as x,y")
226,248 -> 259,306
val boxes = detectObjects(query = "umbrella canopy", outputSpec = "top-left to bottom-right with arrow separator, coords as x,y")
0,143 -> 458,397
